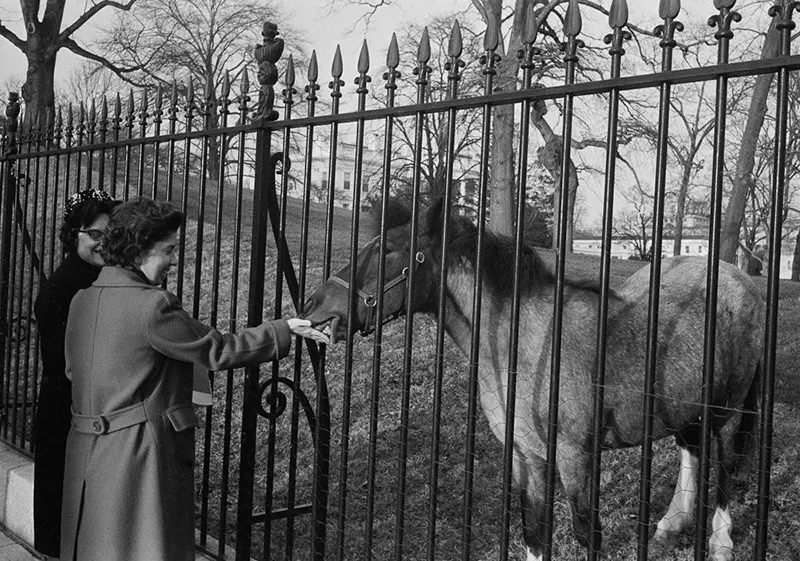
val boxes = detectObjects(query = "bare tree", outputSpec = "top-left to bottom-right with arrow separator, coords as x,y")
99,0 -> 303,180
0,0 -> 142,127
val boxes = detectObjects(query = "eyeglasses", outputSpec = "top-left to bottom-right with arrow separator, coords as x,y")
77,229 -> 105,241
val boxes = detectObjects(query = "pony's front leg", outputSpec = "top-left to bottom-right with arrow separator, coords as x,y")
556,443 -> 598,555
653,446 -> 698,541
515,453 -> 547,561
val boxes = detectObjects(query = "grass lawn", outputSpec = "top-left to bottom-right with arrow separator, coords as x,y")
183,194 -> 800,561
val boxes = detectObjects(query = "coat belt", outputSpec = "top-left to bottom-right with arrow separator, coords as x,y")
71,402 -> 147,435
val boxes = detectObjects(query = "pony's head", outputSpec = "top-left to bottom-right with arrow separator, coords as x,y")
303,199 -> 446,342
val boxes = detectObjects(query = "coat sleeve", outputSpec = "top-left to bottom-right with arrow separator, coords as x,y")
144,290 -> 292,371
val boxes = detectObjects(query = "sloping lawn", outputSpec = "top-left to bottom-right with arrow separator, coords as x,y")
184,195 -> 800,560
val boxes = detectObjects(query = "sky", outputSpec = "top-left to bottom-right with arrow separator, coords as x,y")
0,0 -> 681,91
0,0 -> 765,226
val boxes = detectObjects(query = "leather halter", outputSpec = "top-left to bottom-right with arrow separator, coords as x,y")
329,250 -> 426,336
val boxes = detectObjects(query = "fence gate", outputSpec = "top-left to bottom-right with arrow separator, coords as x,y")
2,1 -> 800,560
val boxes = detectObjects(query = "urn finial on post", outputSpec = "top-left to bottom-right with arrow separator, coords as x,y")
253,21 -> 285,122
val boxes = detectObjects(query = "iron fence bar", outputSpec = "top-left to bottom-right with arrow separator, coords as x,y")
426,21 -> 464,561
283,57 -> 304,560
755,4 -> 798,559
165,83 -> 179,203
0,93 -> 20,442
192,90 -> 213,323
543,4 -> 583,558
136,92 -> 148,197
363,37 -> 399,561
589,5 -> 630,558
97,99 -> 108,191
638,6 -> 682,559
151,89 -> 163,198
21,127 -> 45,452
122,93 -> 135,200
199,77 -> 231,549
110,95 -> 122,199
214,72 -> 250,561
500,13 -> 537,560
695,4 -> 740,559
235,126 -> 274,561
47,109 -> 62,275
260,68 -> 296,560
313,47 -> 344,561
392,29 -> 430,561
10,127 -> 37,447
461,22 -> 497,561
295,55 -> 319,560
335,40 -> 371,561
75,104 -> 85,189
176,83 -> 196,302
86,101 -> 96,190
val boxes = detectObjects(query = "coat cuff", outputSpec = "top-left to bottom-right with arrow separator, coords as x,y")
270,319 -> 292,359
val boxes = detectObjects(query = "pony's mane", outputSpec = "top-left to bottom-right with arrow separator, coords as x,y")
446,215 -> 607,296
371,199 -> 605,296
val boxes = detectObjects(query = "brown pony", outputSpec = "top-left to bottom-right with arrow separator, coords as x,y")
303,199 -> 763,560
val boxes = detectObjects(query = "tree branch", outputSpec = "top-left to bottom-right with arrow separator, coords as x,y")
57,0 -> 138,43
61,38 -> 149,87
0,21 -> 26,51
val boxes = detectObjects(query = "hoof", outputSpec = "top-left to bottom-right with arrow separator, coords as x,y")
709,542 -> 733,561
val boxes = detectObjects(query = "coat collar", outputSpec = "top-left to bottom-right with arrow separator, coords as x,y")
93,266 -> 160,288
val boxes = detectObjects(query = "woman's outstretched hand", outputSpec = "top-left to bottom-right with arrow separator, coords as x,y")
287,318 -> 330,345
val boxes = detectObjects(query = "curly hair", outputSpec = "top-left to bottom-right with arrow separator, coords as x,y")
102,197 -> 184,267
59,192 -> 119,255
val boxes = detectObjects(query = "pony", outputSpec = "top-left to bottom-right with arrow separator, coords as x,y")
303,199 -> 763,560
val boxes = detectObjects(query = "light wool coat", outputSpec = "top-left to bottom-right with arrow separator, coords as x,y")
61,266 -> 291,561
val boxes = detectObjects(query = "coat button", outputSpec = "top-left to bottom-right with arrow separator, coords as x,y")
92,420 -> 103,433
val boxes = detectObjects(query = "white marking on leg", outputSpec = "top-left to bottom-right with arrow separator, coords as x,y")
654,448 -> 698,539
526,547 -> 543,561
709,506 -> 734,561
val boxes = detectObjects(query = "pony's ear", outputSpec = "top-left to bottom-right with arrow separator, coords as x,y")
367,198 -> 412,235
424,196 -> 445,236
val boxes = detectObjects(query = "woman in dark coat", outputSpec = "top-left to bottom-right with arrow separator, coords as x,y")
33,188 -> 118,558
60,197 -> 327,561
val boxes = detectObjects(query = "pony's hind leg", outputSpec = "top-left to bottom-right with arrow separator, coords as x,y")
653,445 -> 699,540
708,412 -> 745,561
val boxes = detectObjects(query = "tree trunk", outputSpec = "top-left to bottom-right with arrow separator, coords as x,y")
792,229 -> 800,281
672,159 -> 692,256
485,0 -> 523,237
531,101 -> 577,252
489,103 -> 516,236
719,14 -> 779,264
20,32 -> 59,129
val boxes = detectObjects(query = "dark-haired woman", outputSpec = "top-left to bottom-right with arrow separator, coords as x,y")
33,188 -> 118,559
60,197 -> 327,561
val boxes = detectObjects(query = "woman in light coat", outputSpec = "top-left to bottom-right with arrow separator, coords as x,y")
60,197 -> 326,561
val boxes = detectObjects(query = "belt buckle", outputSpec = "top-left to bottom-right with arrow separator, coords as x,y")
91,416 -> 109,435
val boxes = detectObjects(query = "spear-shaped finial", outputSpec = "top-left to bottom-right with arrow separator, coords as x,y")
282,54 -> 297,106
384,34 -> 401,94
307,51 -> 320,102
355,40 -> 372,97
417,27 -> 431,64
605,0 -> 632,59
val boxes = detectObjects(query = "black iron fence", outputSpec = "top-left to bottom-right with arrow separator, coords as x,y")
1,0 -> 799,560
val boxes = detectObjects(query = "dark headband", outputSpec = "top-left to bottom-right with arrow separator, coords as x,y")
64,189 -> 114,220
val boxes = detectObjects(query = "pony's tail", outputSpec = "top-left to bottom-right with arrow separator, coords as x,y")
733,360 -> 761,464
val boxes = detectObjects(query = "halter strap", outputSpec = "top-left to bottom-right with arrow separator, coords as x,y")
329,251 -> 425,335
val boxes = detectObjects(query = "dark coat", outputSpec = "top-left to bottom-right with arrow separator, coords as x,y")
61,266 -> 292,561
33,252 -> 101,557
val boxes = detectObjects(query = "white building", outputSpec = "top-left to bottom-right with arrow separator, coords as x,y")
572,236 -> 796,279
